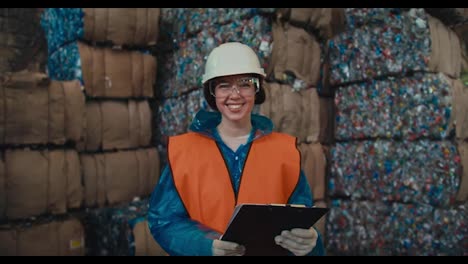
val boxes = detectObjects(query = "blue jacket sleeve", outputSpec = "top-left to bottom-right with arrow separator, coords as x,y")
288,170 -> 326,256
147,165 -> 220,256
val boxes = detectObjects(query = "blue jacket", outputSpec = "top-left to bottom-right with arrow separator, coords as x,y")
148,109 -> 325,256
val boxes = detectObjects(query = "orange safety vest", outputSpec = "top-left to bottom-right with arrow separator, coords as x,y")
168,131 -> 301,234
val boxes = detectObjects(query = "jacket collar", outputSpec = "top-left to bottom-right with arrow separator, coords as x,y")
188,109 -> 273,141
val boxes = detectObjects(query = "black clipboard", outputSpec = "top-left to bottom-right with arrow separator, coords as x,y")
220,203 -> 329,256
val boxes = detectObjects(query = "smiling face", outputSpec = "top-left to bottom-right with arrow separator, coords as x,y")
211,74 -> 258,124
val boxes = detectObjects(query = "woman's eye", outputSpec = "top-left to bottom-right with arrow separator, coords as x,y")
238,80 -> 251,86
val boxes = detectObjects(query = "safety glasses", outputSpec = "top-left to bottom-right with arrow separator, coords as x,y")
209,77 -> 260,98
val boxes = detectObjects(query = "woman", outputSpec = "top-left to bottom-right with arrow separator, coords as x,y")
148,42 -> 325,256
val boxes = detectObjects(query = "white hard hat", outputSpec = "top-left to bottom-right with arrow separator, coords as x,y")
202,42 -> 266,84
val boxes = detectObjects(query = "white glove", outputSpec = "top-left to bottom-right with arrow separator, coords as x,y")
212,239 -> 246,256
274,227 -> 318,256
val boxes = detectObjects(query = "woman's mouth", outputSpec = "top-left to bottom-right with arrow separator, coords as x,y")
226,104 -> 244,111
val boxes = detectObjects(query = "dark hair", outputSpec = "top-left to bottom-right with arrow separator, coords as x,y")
203,74 -> 266,112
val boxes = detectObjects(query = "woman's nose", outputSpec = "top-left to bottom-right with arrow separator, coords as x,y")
229,86 -> 241,96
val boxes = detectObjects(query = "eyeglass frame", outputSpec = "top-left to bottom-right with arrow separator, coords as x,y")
208,76 -> 260,98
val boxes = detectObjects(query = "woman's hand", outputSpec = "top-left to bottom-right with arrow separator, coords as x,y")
274,227 -> 318,256
212,239 -> 246,256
